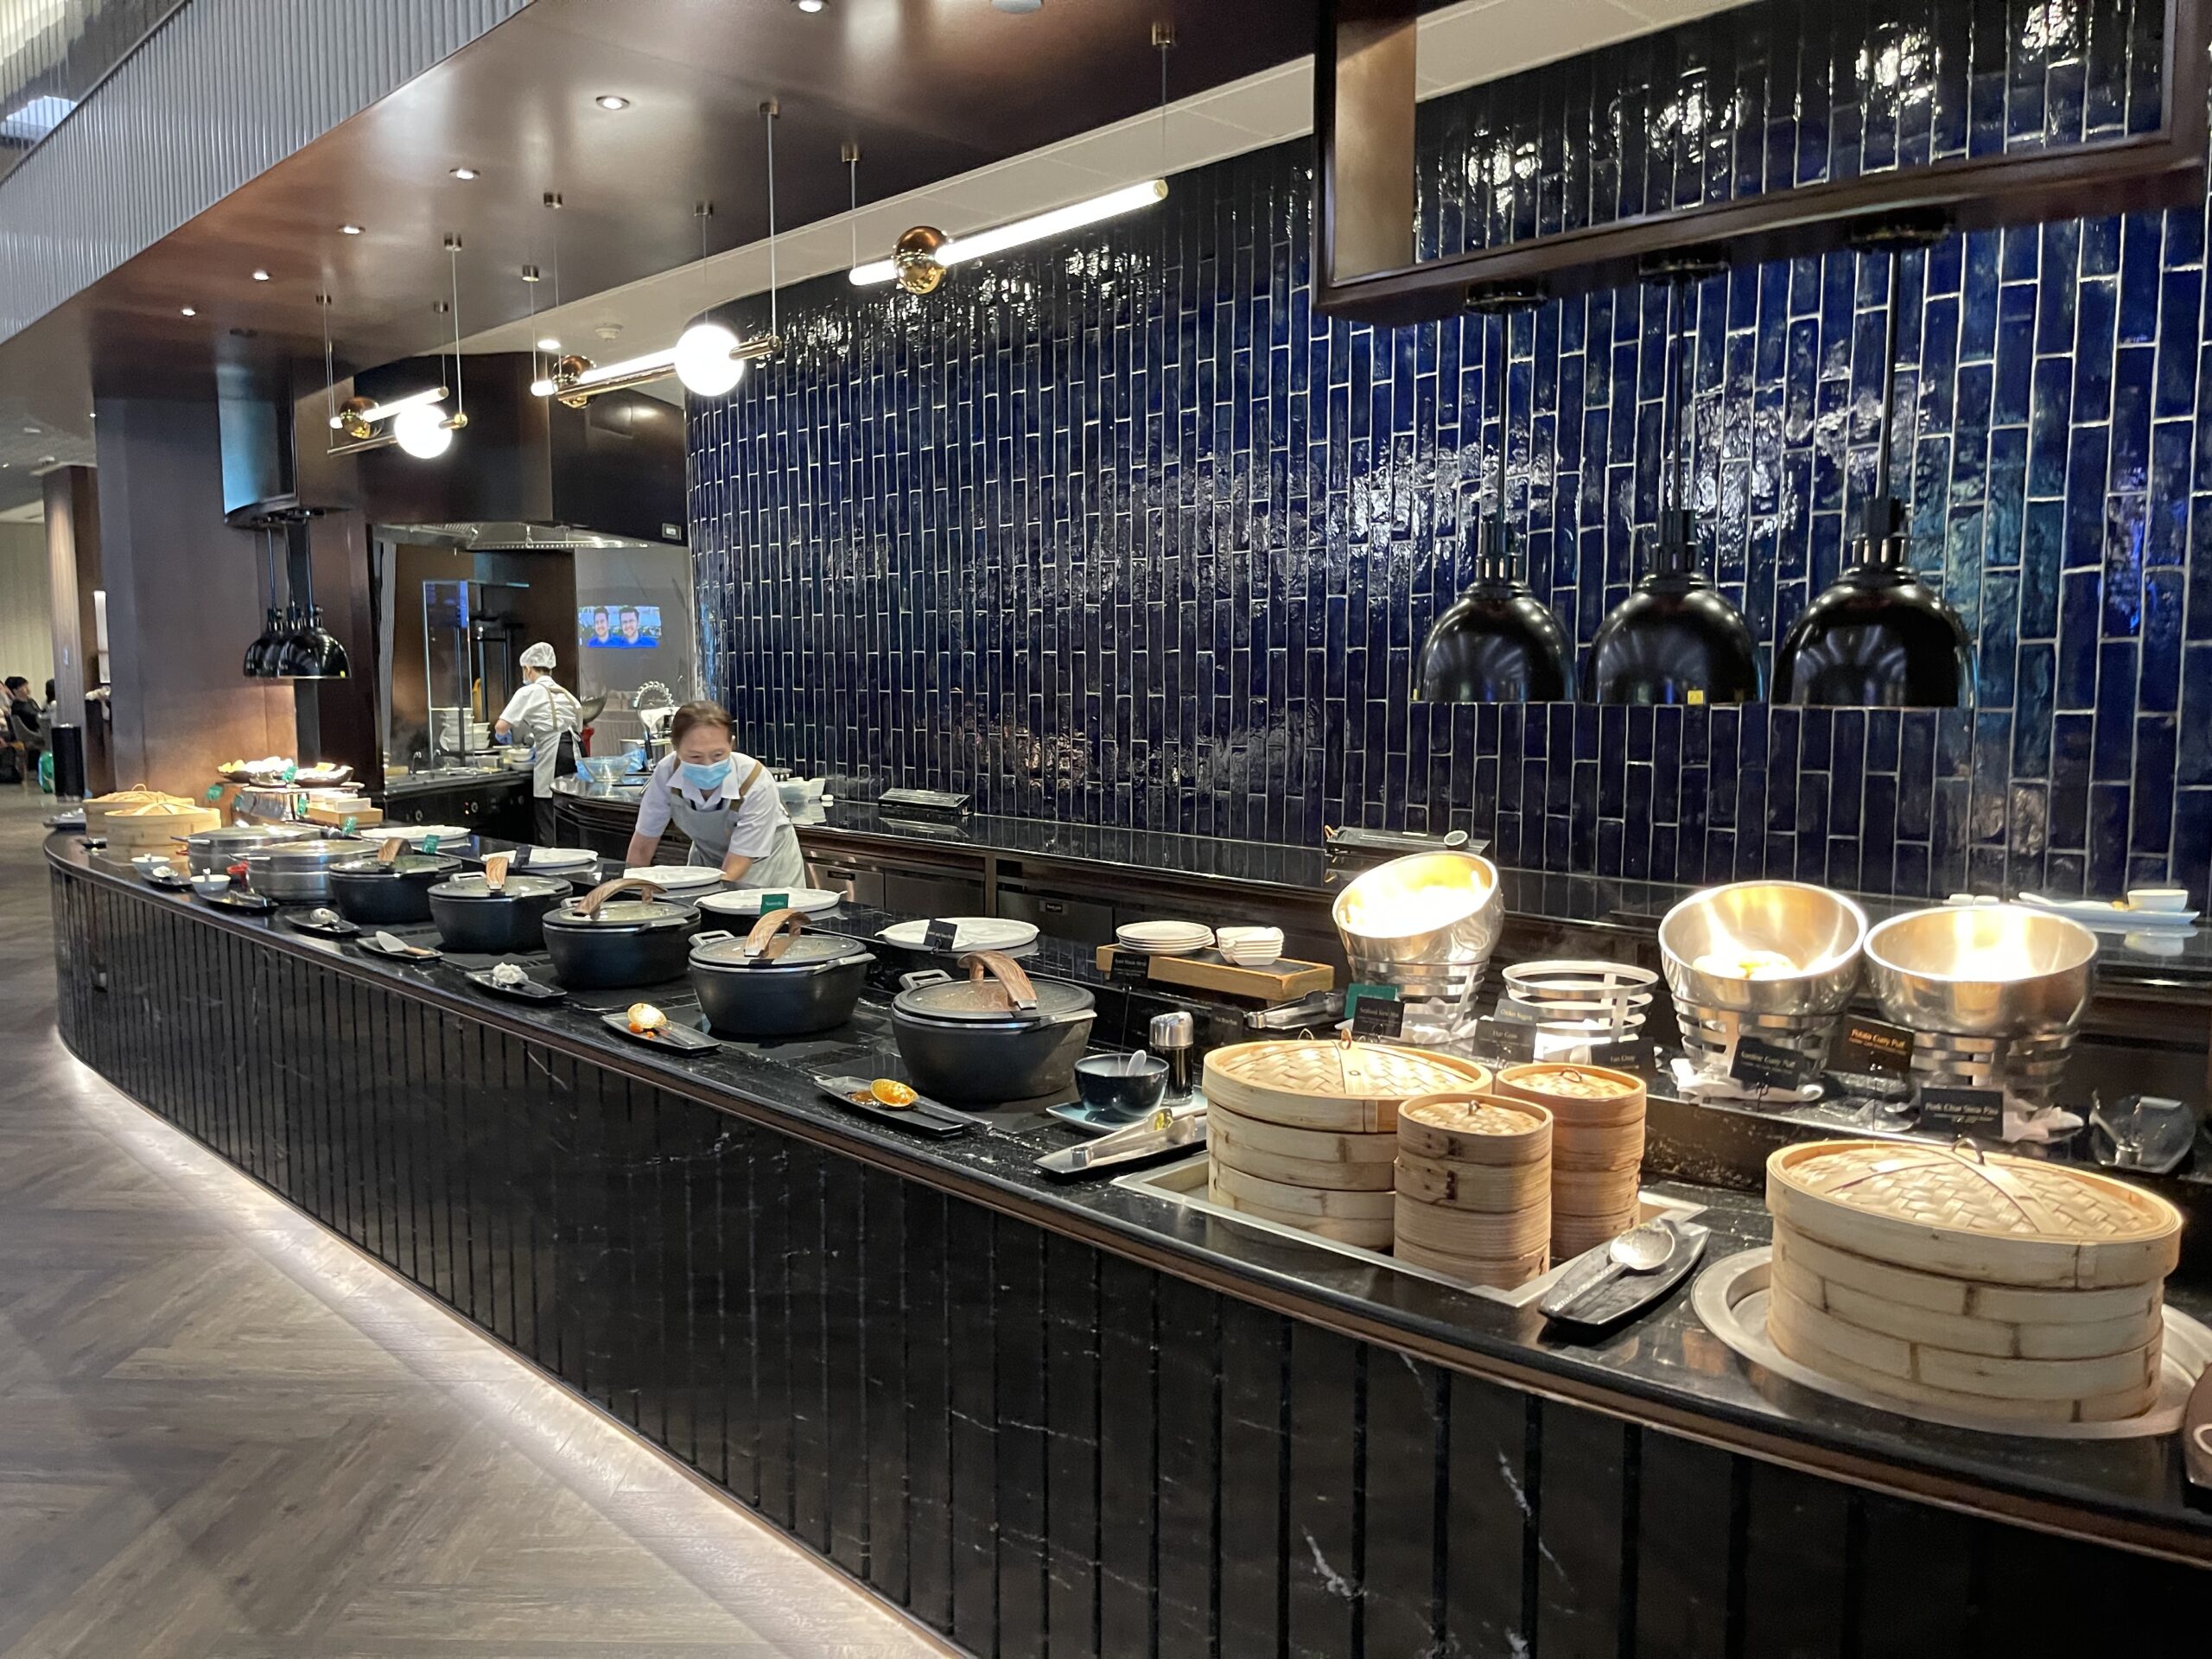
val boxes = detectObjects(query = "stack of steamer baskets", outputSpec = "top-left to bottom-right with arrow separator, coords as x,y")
1766,1141 -> 2183,1426
1394,1093 -> 1554,1287
1493,1062 -> 1648,1258
1203,1039 -> 1493,1249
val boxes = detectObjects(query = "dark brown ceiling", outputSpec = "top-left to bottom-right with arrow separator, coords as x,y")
0,0 -> 1376,428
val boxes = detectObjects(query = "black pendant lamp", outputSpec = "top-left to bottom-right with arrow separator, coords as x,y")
1414,299 -> 1573,702
1776,232 -> 1973,708
274,528 -> 349,680
243,529 -> 287,677
1583,258 -> 1760,706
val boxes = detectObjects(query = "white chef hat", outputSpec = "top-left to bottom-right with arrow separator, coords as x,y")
519,642 -> 557,670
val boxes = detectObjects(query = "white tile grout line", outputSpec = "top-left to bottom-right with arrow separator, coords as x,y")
36,1021 -> 962,1659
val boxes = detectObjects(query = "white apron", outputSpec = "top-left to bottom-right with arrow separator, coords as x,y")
669,759 -> 808,887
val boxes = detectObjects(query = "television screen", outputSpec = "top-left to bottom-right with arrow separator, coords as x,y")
579,604 -> 661,649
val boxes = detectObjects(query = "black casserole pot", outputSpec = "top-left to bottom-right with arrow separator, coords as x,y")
327,852 -> 463,925
690,909 -> 873,1037
891,950 -> 1095,1103
543,877 -> 698,988
427,871 -> 573,953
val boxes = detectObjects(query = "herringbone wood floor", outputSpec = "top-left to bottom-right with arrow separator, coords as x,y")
0,788 -> 948,1658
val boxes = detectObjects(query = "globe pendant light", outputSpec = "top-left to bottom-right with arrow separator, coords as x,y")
1413,299 -> 1572,702
1584,259 -> 1760,706
1776,231 -> 1973,708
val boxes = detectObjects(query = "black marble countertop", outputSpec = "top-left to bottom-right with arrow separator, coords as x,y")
385,766 -> 531,798
551,782 -> 2212,992
48,831 -> 2212,1562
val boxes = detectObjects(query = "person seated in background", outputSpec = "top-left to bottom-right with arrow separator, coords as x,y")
4,677 -> 43,780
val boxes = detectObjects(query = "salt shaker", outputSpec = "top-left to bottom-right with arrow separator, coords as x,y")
1148,1010 -> 1195,1096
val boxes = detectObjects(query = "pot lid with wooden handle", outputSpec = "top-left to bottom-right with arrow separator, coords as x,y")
334,852 -> 461,880
546,875 -> 693,932
893,949 -> 1094,1024
691,911 -> 868,973
429,872 -> 573,903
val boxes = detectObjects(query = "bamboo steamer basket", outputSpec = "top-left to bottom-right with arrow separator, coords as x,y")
1392,1093 -> 1553,1287
1204,1041 -> 1491,1133
1764,1140 -> 2182,1424
1207,1098 -> 1399,1192
1495,1063 -> 1645,1254
1393,1192 -> 1550,1259
103,798 -> 222,854
1206,1167 -> 1395,1249
1397,1236 -> 1549,1286
1394,1092 -> 1551,1165
1494,1062 -> 1646,1126
85,786 -> 192,838
1395,1152 -> 1551,1211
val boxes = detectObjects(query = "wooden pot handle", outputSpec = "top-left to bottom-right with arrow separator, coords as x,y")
378,836 -> 405,865
743,906 -> 808,960
579,875 -> 663,918
962,948 -> 1039,1011
483,851 -> 512,891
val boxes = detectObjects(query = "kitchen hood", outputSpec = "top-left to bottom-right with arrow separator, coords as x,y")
350,353 -> 687,548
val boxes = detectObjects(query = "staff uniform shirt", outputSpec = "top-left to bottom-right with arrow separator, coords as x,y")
633,751 -> 790,867
496,677 -> 582,797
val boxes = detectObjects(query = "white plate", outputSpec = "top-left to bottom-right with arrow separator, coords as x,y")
512,847 -> 600,872
2021,892 -> 2199,931
624,865 -> 727,891
696,887 -> 844,918
1117,921 -> 1216,948
362,824 -> 473,845
1121,941 -> 1211,957
878,917 -> 1039,952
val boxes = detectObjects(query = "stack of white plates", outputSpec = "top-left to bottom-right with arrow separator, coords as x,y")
1215,925 -> 1286,966
624,864 -> 726,892
1116,920 -> 1215,957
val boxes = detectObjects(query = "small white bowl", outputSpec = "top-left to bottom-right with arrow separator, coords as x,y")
2127,887 -> 2193,912
191,874 -> 231,897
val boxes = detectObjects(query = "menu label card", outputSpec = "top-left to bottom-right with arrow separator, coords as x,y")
1919,1085 -> 2006,1138
1730,1035 -> 1813,1094
420,835 -> 441,855
1834,1017 -> 1915,1078
203,785 -> 226,804
340,816 -> 358,836
922,918 -> 959,953
1473,1015 -> 1539,1065
758,892 -> 789,915
1348,982 -> 1406,1040
1109,948 -> 1153,986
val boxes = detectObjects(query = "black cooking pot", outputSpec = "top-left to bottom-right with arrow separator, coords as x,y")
891,950 -> 1096,1103
690,909 -> 873,1037
327,852 -> 463,925
543,877 -> 698,988
427,871 -> 574,953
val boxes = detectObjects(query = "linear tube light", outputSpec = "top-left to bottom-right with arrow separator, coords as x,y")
327,385 -> 448,429
850,179 -> 1167,289
531,333 -> 783,406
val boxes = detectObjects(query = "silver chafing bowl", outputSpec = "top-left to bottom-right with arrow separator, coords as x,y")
1331,850 -> 1503,1046
1659,880 -> 1869,1071
181,823 -> 318,875
1862,905 -> 2096,1105
242,837 -> 378,902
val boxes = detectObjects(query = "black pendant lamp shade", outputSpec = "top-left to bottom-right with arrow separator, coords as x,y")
1585,264 -> 1760,706
1413,304 -> 1572,702
276,607 -> 349,680
243,531 -> 287,677
1777,238 -> 1973,709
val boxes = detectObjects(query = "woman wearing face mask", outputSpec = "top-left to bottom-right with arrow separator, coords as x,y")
624,700 -> 807,887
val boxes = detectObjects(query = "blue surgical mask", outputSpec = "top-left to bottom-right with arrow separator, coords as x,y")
680,758 -> 733,791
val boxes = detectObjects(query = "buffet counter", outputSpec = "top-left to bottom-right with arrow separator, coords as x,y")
43,832 -> 2212,1653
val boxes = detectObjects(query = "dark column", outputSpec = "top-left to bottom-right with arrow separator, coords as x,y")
42,465 -> 110,793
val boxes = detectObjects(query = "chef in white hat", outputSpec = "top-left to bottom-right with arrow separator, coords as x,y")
495,642 -> 584,844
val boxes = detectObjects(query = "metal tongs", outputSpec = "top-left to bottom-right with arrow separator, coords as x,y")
1033,1106 -> 1208,1178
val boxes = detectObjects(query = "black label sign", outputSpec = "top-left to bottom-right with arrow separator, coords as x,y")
1351,991 -> 1407,1041
1834,1016 -> 1914,1078
1730,1035 -> 1813,1094
1919,1085 -> 2007,1138
1473,1015 -> 1539,1065
511,845 -> 531,868
922,918 -> 960,953
1109,948 -> 1153,986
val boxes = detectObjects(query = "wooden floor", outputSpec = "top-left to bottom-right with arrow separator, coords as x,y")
0,789 -> 950,1658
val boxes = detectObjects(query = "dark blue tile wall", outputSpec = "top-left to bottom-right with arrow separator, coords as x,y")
690,0 -> 2212,903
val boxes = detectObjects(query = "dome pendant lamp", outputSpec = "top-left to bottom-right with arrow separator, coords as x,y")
1413,293 -> 1573,702
1776,227 -> 1974,709
1584,255 -> 1759,706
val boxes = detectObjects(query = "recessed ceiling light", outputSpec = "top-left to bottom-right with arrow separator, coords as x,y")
251,268 -> 270,282
519,264 -> 542,283
37,455 -> 53,465
450,166 -> 480,181
595,94 -> 630,111
537,336 -> 561,352
340,223 -> 363,235
180,305 -> 197,316
792,0 -> 826,12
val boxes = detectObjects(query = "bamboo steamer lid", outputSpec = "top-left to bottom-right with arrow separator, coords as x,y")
1395,1235 -> 1550,1289
1394,1192 -> 1550,1258
1395,1092 -> 1551,1166
1203,1041 -> 1491,1132
1495,1063 -> 1646,1126
1767,1141 -> 2182,1290
1209,1160 -> 1396,1223
1395,1152 -> 1551,1212
1205,1098 -> 1399,1165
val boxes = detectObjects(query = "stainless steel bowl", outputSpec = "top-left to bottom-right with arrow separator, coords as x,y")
182,823 -> 318,876
1331,850 -> 1503,1046
1659,880 -> 1868,1071
242,836 -> 377,902
1863,904 -> 2096,1039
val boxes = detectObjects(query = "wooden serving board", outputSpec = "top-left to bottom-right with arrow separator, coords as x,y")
1093,945 -> 1333,1001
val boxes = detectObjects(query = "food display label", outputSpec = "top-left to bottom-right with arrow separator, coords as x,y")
340,816 -> 358,836
420,835 -> 441,855
1918,1085 -> 2007,1138
1347,982 -> 1406,1040
758,892 -> 789,914
1834,1016 -> 1915,1078
1729,1034 -> 1813,1094
922,918 -> 960,953
511,844 -> 530,867
1473,1014 -> 1539,1064
203,785 -> 225,804
280,762 -> 298,783
1108,948 -> 1153,986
